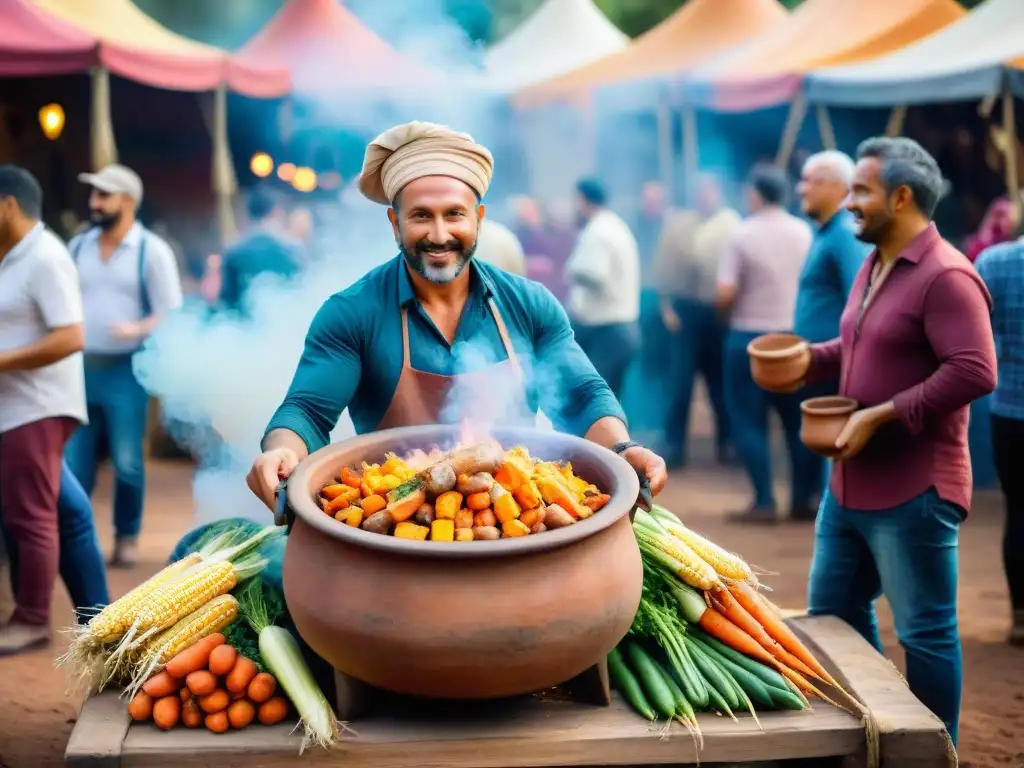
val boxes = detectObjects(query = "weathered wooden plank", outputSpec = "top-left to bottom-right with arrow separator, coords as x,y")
119,694 -> 862,768
788,615 -> 955,768
64,692 -> 130,768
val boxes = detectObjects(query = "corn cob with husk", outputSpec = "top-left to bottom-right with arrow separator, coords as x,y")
632,509 -> 724,591
650,506 -> 755,584
58,526 -> 281,692
122,594 -> 240,695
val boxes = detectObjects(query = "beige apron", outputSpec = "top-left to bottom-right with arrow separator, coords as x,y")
376,298 -> 525,429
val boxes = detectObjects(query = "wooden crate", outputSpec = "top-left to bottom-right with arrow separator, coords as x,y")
64,616 -> 954,768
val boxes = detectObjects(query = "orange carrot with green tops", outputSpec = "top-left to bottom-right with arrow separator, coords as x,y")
711,588 -> 820,680
729,581 -> 845,691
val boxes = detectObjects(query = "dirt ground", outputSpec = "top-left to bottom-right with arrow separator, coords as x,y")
0,444 -> 1021,767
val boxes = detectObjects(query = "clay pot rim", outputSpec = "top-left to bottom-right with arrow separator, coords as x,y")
285,424 -> 640,561
800,396 -> 858,416
746,333 -> 809,361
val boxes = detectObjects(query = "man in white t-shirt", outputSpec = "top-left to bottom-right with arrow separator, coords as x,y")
473,219 -> 526,276
0,165 -> 88,655
565,178 -> 640,399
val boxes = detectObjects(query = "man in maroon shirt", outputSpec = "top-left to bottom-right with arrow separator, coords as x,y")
776,137 -> 996,746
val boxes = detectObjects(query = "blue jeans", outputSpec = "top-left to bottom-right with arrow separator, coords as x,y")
723,330 -> 817,510
807,488 -> 962,744
663,298 -> 729,463
65,355 -> 149,539
4,460 -> 110,624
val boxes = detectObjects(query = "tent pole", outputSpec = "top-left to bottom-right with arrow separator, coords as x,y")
775,92 -> 806,169
681,104 -> 698,204
201,84 -> 239,247
89,67 -> 118,170
816,105 -> 836,150
1002,84 -> 1021,214
884,105 -> 907,137
656,99 -> 673,201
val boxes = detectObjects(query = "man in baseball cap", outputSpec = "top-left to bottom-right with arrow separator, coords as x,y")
66,162 -> 183,567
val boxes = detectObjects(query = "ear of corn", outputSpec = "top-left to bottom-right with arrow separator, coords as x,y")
84,553 -> 202,645
134,560 -> 238,637
126,595 -> 239,694
654,512 -> 753,583
638,531 -> 722,591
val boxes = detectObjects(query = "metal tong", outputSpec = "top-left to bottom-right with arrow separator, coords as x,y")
273,479 -> 294,529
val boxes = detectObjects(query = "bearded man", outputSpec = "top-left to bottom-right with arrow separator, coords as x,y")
248,122 -> 667,507
65,164 -> 183,567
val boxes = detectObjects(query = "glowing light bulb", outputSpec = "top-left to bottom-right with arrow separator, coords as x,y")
38,104 -> 65,140
250,152 -> 273,178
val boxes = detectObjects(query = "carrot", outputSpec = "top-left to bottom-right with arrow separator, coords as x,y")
473,509 -> 496,527
153,696 -> 181,730
198,689 -> 230,714
320,483 -> 348,500
226,655 -> 258,694
207,644 -> 237,676
246,672 -> 277,704
128,691 -> 154,722
466,492 -> 491,511
179,687 -> 192,702
257,696 -> 289,725
205,711 -> 230,733
711,589 -> 820,679
340,466 -> 362,489
165,632 -> 225,678
185,670 -> 218,696
228,699 -> 256,729
730,582 -> 845,691
181,698 -> 204,728
360,494 -> 387,515
142,670 -> 182,699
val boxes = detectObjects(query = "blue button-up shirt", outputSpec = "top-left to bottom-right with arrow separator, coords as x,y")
265,257 -> 626,452
793,210 -> 870,343
976,240 -> 1024,419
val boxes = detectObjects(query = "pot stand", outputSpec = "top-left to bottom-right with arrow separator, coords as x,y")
332,659 -> 612,721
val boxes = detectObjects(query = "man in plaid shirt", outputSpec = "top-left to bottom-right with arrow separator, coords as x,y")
975,236 -> 1024,646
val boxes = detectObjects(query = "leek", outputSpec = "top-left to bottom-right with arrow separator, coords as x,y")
239,580 -> 350,751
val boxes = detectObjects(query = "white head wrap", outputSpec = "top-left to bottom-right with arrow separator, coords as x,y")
357,121 -> 494,206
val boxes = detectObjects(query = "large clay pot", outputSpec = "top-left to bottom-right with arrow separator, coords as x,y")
800,396 -> 858,457
281,425 -> 642,700
747,332 -> 810,391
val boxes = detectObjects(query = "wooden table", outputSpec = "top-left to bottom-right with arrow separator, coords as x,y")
64,616 -> 955,768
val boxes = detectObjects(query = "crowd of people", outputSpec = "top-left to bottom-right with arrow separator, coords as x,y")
0,130 -> 1021,751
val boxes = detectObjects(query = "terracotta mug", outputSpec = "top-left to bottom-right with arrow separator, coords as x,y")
747,333 -> 810,391
800,396 -> 858,457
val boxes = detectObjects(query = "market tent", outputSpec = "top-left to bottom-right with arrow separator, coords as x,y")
514,0 -> 787,108
484,0 -> 627,92
236,0 -> 438,92
684,0 -> 964,111
0,0 -> 95,76
806,0 -> 1024,106
31,0 -> 289,97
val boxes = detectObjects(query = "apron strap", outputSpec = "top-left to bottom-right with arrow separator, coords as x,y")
400,308 -> 412,367
487,298 -> 523,379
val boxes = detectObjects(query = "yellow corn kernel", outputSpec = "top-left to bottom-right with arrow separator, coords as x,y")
381,455 -> 405,475
86,553 -> 202,644
136,560 -> 237,634
665,521 -> 753,582
394,522 -> 429,541
380,474 -> 402,491
145,594 -> 239,665
430,519 -> 455,542
502,519 -> 531,537
454,528 -> 475,542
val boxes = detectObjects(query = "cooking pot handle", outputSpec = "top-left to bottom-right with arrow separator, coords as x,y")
632,474 -> 653,524
274,479 -> 295,531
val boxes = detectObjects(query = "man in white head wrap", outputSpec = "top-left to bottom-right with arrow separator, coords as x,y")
248,122 -> 668,511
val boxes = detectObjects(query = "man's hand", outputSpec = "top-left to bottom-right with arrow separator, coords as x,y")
110,321 -> 144,341
622,446 -> 668,496
834,402 -> 894,461
247,447 -> 300,510
660,300 -> 682,333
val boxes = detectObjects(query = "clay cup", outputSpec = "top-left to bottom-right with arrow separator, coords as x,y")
747,333 -> 810,391
800,396 -> 858,457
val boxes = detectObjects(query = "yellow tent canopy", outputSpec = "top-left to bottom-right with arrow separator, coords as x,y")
514,0 -> 787,108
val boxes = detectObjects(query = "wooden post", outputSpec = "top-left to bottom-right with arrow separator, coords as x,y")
1002,84 -> 1021,216
775,91 -> 807,169
884,105 -> 907,137
816,104 -> 837,150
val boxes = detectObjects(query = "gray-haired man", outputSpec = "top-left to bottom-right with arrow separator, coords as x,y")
65,164 -> 183,567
